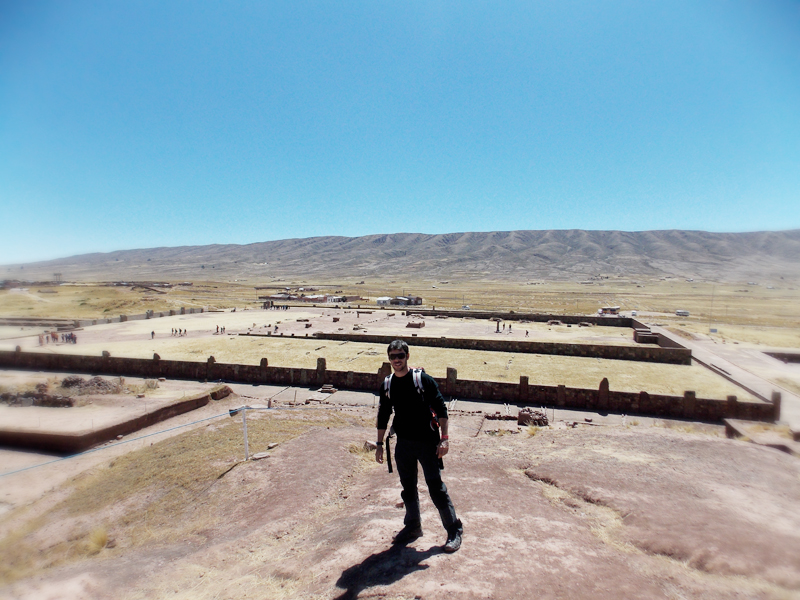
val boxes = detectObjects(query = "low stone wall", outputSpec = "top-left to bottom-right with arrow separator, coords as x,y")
0,385 -> 232,453
75,307 -> 205,328
0,351 -> 775,423
306,332 -> 691,365
765,352 -> 800,364
631,319 -> 688,350
386,308 -> 635,327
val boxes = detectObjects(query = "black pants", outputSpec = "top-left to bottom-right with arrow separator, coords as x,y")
394,437 -> 461,534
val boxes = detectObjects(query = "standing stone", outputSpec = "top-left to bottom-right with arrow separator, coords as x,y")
519,375 -> 529,403
207,356 -> 215,381
637,391 -> 649,413
726,395 -> 739,419
683,390 -> 696,419
446,367 -> 458,395
317,357 -> 326,384
772,391 -> 782,422
598,378 -> 609,410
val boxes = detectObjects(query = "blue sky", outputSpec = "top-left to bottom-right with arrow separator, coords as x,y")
1,1 -> 799,263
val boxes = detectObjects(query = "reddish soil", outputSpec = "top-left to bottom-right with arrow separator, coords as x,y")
3,407 -> 799,600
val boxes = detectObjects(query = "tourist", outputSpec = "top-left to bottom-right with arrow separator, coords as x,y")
375,340 -> 462,553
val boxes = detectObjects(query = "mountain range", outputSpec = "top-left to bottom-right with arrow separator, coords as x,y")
5,229 -> 800,283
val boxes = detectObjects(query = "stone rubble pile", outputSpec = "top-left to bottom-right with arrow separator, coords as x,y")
61,376 -> 121,394
517,407 -> 549,426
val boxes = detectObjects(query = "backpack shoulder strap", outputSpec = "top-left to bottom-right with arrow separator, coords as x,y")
412,369 -> 425,397
383,373 -> 393,399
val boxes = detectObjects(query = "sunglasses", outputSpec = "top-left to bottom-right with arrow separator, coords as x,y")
388,352 -> 406,360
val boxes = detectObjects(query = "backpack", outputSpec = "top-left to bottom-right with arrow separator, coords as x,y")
383,368 -> 425,400
383,368 -> 440,432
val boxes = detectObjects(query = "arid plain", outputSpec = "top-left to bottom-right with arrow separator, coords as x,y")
1,251 -> 800,599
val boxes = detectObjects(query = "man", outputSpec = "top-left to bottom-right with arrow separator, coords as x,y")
375,340 -> 463,553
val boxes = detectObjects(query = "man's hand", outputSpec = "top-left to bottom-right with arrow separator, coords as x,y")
375,446 -> 384,464
437,439 -> 449,459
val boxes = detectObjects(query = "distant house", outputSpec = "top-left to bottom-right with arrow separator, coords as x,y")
391,296 -> 423,306
264,293 -> 295,301
259,292 -> 296,309
598,306 -> 620,315
377,296 -> 392,306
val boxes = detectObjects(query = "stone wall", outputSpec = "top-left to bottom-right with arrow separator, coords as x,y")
396,308 -> 634,327
765,351 -> 800,364
74,307 -> 205,328
307,332 -> 691,365
0,351 -> 775,423
631,319 -> 688,350
0,385 -> 231,453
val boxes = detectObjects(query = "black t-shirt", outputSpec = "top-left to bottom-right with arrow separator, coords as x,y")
377,370 -> 447,442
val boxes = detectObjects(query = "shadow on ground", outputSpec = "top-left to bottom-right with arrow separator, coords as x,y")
333,543 -> 443,600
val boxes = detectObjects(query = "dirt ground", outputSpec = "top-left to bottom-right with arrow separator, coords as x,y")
1,389 -> 799,600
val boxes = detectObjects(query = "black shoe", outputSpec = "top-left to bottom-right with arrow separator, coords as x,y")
392,524 -> 423,545
443,529 -> 462,553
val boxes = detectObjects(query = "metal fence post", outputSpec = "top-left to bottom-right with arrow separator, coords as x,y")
242,408 -> 249,460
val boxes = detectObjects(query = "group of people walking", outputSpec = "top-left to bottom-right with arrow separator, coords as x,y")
171,328 -> 187,336
39,332 -> 77,345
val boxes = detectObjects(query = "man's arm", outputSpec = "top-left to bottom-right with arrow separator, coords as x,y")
420,373 -> 450,459
375,428 -> 386,463
437,418 -> 449,458
376,383 -> 392,463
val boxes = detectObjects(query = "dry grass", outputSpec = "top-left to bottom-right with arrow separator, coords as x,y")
536,480 -> 635,554
2,278 -> 799,331
743,423 -> 793,438
0,408 -> 354,586
347,441 -> 376,459
776,378 -> 800,397
650,420 -> 723,437
0,282 -> 256,319
85,526 -> 109,554
46,332 -> 758,400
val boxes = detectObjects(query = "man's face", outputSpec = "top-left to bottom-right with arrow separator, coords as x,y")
388,348 -> 409,373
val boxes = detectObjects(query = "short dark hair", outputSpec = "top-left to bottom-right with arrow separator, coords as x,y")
387,340 -> 409,355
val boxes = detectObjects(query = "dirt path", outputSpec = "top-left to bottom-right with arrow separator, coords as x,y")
652,325 -> 800,428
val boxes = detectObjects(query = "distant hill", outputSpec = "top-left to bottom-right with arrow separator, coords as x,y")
5,229 -> 800,283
